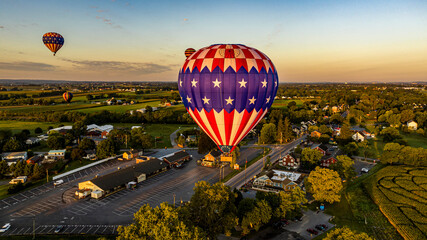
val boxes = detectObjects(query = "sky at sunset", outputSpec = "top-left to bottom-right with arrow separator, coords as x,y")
0,0 -> 426,83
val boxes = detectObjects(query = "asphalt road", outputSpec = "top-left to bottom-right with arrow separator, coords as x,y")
226,136 -> 306,189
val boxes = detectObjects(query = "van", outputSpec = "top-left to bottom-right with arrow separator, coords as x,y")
54,179 -> 64,186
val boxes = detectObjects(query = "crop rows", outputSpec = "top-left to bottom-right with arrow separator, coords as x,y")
368,166 -> 427,240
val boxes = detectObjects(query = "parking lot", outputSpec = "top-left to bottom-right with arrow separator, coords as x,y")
0,224 -> 121,236
279,210 -> 334,239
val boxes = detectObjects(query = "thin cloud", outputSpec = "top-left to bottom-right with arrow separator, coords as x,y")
95,16 -> 121,28
62,59 -> 174,74
97,9 -> 107,13
0,61 -> 56,71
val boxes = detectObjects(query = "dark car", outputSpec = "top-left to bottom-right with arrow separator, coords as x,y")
280,219 -> 289,225
273,221 -> 283,229
54,225 -> 63,233
321,224 -> 328,229
315,225 -> 325,231
306,228 -> 318,235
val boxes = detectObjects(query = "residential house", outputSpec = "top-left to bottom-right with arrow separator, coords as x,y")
122,150 -> 141,160
25,137 -> 40,145
83,150 -> 97,160
279,153 -> 299,170
2,152 -> 28,166
332,127 -> 341,136
352,132 -> 365,142
252,170 -> 305,193
186,135 -> 197,143
48,126 -> 72,135
44,150 -> 66,162
320,156 -> 337,168
312,144 -> 328,156
407,121 -> 418,130
201,150 -> 222,167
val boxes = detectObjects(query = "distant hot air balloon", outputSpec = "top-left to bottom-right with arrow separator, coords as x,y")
184,48 -> 196,58
42,32 -> 64,56
178,44 -> 279,153
63,92 -> 73,103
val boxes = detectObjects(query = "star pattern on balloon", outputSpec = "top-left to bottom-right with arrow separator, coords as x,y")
212,78 -> 221,88
239,79 -> 247,88
225,96 -> 234,105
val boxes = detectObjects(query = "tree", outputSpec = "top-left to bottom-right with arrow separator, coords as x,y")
260,123 -> 277,144
323,227 -> 373,240
188,181 -> 237,238
241,200 -> 272,235
197,131 -> 217,154
357,140 -> 369,161
176,135 -> 186,146
0,160 -> 9,178
117,203 -> 205,240
381,143 -> 404,165
380,127 -> 401,142
96,138 -> 118,159
343,142 -> 358,156
24,163 -> 33,176
283,117 -> 294,142
3,138 -> 21,152
130,128 -> 153,151
400,109 -> 415,124
301,148 -> 323,164
72,121 -> 87,144
306,167 -> 343,204
336,124 -> 352,144
277,187 -> 308,219
331,155 -> 355,181
79,138 -> 96,150
32,163 -> 45,180
237,198 -> 256,219
47,134 -> 65,149
71,148 -> 85,161
13,160 -> 25,177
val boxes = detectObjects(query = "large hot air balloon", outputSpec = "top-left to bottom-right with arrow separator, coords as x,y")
63,92 -> 73,103
184,48 -> 196,58
178,44 -> 279,153
42,32 -> 64,56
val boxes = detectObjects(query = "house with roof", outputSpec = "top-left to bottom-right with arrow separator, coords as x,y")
312,144 -> 329,156
48,126 -> 73,135
44,149 -> 66,163
26,155 -> 44,165
252,170 -> 306,193
163,150 -> 191,168
2,152 -> 28,166
78,158 -> 168,198
320,156 -> 337,168
407,121 -> 418,130
122,150 -> 141,161
279,153 -> 300,170
201,150 -> 222,167
352,132 -> 365,142
25,137 -> 40,145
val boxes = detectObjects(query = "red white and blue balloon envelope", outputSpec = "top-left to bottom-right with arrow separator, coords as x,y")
178,44 -> 279,153
42,32 -> 64,56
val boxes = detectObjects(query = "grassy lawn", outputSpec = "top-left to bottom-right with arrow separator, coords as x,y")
73,100 -> 162,113
271,99 -> 304,109
0,120 -> 70,135
61,159 -> 93,172
401,132 -> 427,148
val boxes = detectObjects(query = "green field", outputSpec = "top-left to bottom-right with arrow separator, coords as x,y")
402,132 -> 427,148
0,121 -> 68,135
366,166 -> 427,240
271,99 -> 304,109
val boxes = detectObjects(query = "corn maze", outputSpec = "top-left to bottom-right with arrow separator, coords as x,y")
368,166 -> 427,240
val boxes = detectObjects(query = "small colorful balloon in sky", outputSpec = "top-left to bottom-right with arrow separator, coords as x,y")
184,48 -> 196,58
42,32 -> 64,56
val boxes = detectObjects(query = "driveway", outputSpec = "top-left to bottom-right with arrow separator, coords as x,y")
278,210 -> 334,240
353,159 -> 376,176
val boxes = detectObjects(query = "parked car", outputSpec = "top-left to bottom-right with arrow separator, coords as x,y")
0,223 -> 11,233
280,219 -> 290,225
306,228 -> 318,235
53,179 -> 64,186
361,168 -> 369,173
321,224 -> 328,229
54,225 -> 63,233
273,221 -> 285,229
315,225 -> 325,231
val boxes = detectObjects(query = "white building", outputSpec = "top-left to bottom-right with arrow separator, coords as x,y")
352,132 -> 365,142
407,121 -> 418,130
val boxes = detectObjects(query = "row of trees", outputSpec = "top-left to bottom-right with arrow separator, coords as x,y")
381,143 -> 427,166
0,160 -> 45,180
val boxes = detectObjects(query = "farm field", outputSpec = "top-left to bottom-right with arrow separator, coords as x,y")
366,165 -> 427,240
0,120 -> 69,135
271,99 -> 304,109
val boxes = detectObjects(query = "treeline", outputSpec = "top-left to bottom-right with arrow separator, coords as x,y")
381,143 -> 427,166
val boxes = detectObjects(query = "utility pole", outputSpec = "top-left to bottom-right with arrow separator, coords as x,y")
46,169 -> 49,183
33,217 -> 35,240
173,193 -> 176,207
244,158 -> 247,185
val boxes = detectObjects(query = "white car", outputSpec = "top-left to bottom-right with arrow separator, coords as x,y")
53,179 -> 64,186
361,168 -> 369,173
0,223 -> 11,233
